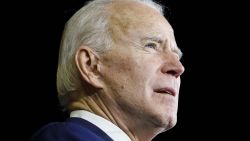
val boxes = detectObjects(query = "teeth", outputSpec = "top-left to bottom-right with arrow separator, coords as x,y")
155,90 -> 171,94
165,91 -> 171,94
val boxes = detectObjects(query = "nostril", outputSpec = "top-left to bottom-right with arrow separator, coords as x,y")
166,65 -> 184,78
167,70 -> 178,77
161,58 -> 185,78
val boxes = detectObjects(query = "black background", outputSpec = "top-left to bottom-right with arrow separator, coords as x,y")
3,0 -> 248,140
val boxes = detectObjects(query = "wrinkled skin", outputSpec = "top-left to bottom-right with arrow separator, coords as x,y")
98,1 -> 185,140
75,1 -> 185,141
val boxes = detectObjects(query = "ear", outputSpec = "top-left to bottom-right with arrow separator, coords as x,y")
75,46 -> 103,88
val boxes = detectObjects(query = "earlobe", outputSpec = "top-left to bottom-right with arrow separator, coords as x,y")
75,46 -> 103,88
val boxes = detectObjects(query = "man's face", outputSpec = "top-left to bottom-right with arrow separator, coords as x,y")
99,2 -> 184,131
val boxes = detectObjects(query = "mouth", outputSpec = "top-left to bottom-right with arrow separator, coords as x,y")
154,87 -> 176,97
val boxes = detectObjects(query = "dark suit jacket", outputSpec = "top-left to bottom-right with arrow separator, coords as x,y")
30,117 -> 113,141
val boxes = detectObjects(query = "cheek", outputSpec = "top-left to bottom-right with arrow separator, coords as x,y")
124,56 -> 159,89
101,54 -> 137,91
102,52 -> 149,81
101,51 -> 161,97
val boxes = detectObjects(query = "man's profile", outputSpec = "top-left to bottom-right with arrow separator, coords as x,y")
31,0 -> 184,141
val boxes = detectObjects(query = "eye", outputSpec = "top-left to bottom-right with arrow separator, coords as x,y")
145,42 -> 158,50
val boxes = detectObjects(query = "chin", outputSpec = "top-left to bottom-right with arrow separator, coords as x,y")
165,116 -> 177,130
154,114 -> 177,132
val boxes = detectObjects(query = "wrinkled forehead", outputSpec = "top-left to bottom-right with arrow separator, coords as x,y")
107,1 -> 174,43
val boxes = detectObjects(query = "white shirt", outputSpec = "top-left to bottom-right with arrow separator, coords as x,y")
70,110 -> 131,141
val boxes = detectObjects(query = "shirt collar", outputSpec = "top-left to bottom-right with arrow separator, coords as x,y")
70,110 -> 131,141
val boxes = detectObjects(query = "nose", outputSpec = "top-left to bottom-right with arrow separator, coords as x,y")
161,54 -> 185,78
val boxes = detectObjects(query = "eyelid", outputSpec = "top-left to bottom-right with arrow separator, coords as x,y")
145,40 -> 159,44
144,41 -> 159,49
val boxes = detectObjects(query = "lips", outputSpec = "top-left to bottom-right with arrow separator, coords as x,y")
154,87 -> 176,96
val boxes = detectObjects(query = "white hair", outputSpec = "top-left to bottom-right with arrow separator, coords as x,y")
57,0 -> 164,107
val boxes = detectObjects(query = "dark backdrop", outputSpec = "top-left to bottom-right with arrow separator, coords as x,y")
3,0 -> 248,140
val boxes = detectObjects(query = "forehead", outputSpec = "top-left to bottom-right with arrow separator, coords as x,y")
107,1 -> 174,42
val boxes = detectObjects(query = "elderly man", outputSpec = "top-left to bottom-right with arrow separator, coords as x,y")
31,0 -> 184,141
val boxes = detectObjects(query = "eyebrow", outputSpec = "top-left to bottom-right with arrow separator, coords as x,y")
142,36 -> 183,59
141,37 -> 163,43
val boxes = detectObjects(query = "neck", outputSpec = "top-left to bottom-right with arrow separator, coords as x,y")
68,92 -> 163,141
